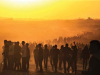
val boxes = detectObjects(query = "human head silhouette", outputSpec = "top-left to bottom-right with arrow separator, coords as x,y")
61,45 -> 64,49
65,44 -> 68,47
17,41 -> 19,46
45,44 -> 47,48
89,40 -> 100,54
4,40 -> 7,45
36,45 -> 38,49
22,41 -> 25,46
55,45 -> 57,49
38,44 -> 42,48
26,43 -> 29,47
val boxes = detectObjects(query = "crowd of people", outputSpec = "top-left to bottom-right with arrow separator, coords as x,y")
2,40 -> 30,71
2,39 -> 100,75
33,41 -> 90,73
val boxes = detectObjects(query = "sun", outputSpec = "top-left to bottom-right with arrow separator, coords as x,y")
3,0 -> 45,6
12,0 -> 40,3
2,0 -> 55,9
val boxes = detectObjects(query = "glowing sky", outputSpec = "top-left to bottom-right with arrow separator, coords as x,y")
0,0 -> 100,19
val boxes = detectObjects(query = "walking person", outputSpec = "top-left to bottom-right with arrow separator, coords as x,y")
63,44 -> 72,73
8,41 -> 14,70
81,45 -> 90,70
52,45 -> 59,73
38,44 -> 43,72
26,43 -> 30,70
14,42 -> 21,70
43,45 -> 49,70
21,41 -> 27,71
34,45 -> 39,70
59,45 -> 64,70
50,46 -> 55,70
71,45 -> 78,74
2,40 -> 9,70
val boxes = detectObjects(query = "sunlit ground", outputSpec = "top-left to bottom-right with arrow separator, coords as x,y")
0,55 -> 84,75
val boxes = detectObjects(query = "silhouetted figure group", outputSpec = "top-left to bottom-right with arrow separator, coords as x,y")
2,40 -> 30,71
2,39 -> 100,75
34,42 -> 78,73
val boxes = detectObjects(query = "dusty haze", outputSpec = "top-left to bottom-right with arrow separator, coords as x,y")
0,18 -> 100,61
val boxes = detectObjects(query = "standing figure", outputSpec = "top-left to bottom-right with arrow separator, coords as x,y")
2,40 -> 9,70
21,41 -> 27,71
59,45 -> 64,70
71,45 -> 78,74
63,44 -> 72,73
14,42 -> 21,70
52,45 -> 59,73
38,44 -> 43,72
50,46 -> 55,70
8,41 -> 14,70
43,45 -> 49,70
34,45 -> 39,69
26,43 -> 30,70
81,45 -> 90,70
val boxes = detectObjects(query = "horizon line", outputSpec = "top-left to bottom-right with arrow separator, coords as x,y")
0,17 -> 100,21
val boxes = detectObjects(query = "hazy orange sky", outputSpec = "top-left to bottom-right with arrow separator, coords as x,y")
0,0 -> 100,20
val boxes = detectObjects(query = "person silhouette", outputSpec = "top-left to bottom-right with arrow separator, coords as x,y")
52,45 -> 59,73
63,43 -> 72,73
82,40 -> 100,75
7,41 -> 11,69
38,44 -> 43,72
14,42 -> 17,70
43,44 -> 49,70
34,45 -> 39,70
50,46 -> 55,70
17,42 -> 21,70
71,45 -> 78,74
26,43 -> 30,70
21,41 -> 27,71
59,45 -> 64,70
14,42 -> 21,70
81,44 -> 90,70
8,41 -> 14,70
2,40 -> 9,70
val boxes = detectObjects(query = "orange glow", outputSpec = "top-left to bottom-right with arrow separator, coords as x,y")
0,0 -> 100,19
0,0 -> 100,43
0,0 -> 100,56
